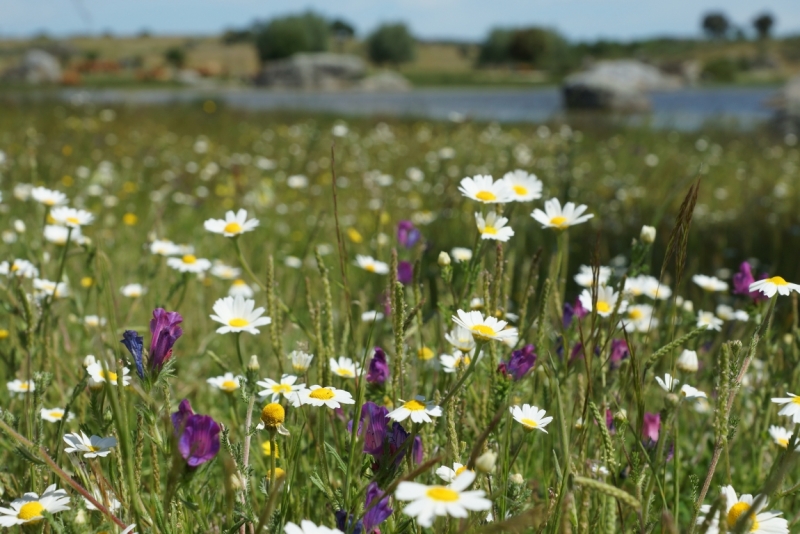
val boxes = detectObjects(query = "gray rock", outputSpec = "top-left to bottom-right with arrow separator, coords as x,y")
774,75 -> 800,132
3,49 -> 62,84
358,71 -> 411,92
255,53 -> 366,90
563,60 -> 682,112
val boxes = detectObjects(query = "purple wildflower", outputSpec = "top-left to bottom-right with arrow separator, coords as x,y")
397,220 -> 421,248
120,330 -> 144,379
505,344 -> 536,380
171,399 -> 220,467
387,422 -> 423,466
397,261 -> 414,285
732,261 -> 768,303
605,409 -> 616,435
366,347 -> 390,385
150,309 -> 183,371
363,482 -> 393,533
563,302 -> 575,328
348,401 -> 389,456
609,339 -> 629,370
642,412 -> 661,445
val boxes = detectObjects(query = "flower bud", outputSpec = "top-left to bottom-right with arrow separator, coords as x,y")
640,225 -> 656,244
676,349 -> 698,373
261,403 -> 285,428
438,251 -> 451,267
613,410 -> 628,427
475,450 -> 497,474
509,473 -> 524,485
13,220 -> 25,233
248,355 -> 260,371
665,393 -> 680,407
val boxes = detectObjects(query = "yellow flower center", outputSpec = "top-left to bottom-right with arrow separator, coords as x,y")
768,276 -> 788,286
123,213 -> 138,226
67,216 -> 80,225
17,501 -> 45,521
596,301 -> 611,314
520,417 -> 538,429
182,254 -> 197,264
261,441 -> 279,457
482,225 -> 498,235
261,402 -> 285,427
471,324 -> 496,338
102,371 -> 118,382
629,309 -> 643,320
19,383 -> 29,391
726,502 -> 758,531
10,264 -> 19,272
792,397 -> 800,405
778,437 -> 789,447
224,222 -> 242,234
364,264 -> 376,272
418,347 -> 434,360
426,487 -> 459,502
229,318 -> 249,328
221,380 -> 238,391
81,277 -> 93,288
475,190 -> 496,202
455,465 -> 468,476
403,399 -> 426,411
49,411 -> 63,419
550,216 -> 568,228
266,467 -> 286,480
336,368 -> 355,377
271,384 -> 292,394
513,185 -> 528,196
309,387 -> 335,400
233,279 -> 246,286
88,445 -> 99,452
0,329 -> 8,339
44,199 -> 56,206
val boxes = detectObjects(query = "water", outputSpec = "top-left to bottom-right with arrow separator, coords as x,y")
59,86 -> 778,130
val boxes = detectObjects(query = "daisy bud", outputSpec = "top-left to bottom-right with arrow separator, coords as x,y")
613,410 -> 628,427
682,300 -> 694,313
676,349 -> 699,373
640,225 -> 656,244
261,403 -> 286,428
248,355 -> 260,371
83,354 -> 97,367
509,473 -> 524,485
475,450 -> 497,473
13,220 -> 25,233
438,251 -> 451,267
665,393 -> 680,407
75,509 -> 87,525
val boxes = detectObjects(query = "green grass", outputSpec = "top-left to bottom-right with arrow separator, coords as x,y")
0,101 -> 798,533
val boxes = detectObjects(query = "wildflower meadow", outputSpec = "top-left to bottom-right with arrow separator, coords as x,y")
1,101 -> 800,533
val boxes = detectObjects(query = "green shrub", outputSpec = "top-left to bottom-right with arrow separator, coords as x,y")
702,57 -> 738,82
253,12 -> 329,62
366,23 -> 415,65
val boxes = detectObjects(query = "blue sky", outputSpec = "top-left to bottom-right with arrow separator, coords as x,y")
1,0 -> 798,41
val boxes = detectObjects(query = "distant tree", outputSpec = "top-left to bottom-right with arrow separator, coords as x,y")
508,28 -> 551,64
138,28 -> 152,38
478,28 -> 514,64
366,23 -> 415,65
253,12 -> 329,62
164,47 -> 186,68
478,26 -> 573,72
330,19 -> 356,39
753,13 -> 775,40
702,12 -> 730,39
222,28 -> 254,45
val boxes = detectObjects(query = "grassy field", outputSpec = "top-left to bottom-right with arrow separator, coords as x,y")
0,101 -> 799,533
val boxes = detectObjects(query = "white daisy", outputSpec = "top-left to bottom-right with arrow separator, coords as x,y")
475,211 -> 514,242
680,384 -> 707,400
228,278 -> 255,298
0,259 -> 39,279
436,463 -> 472,483
83,488 -> 121,512
207,372 -> 243,393
458,174 -> 512,204
44,224 -> 84,245
211,262 -> 242,280
387,396 -> 443,424
150,239 -> 180,256
445,325 -> 477,353
395,470 -> 491,528
574,265 -> 611,288
768,426 -> 793,448
50,206 -> 93,228
204,209 -> 259,237
284,520 -> 343,534
677,349 -> 699,373
166,254 -> 212,274
330,356 -> 361,379
749,276 -> 800,298
63,431 -> 117,458
655,373 -> 678,392
0,484 -> 70,527
640,277 -> 672,300
355,255 -> 389,274
31,186 -> 68,207
696,485 -> 788,534
360,310 -> 384,322
499,169 -> 542,202
33,278 -> 69,300
716,305 -> 748,322
619,304 -> 657,333
41,407 -> 73,423
578,286 -> 627,318
209,295 -> 271,335
772,393 -> 800,423
120,284 -> 146,298
83,315 -> 107,328
510,404 -> 553,433
289,351 -> 314,373
451,247 -> 473,263
439,352 -> 473,373
294,385 -> 355,409
697,311 -> 723,331
7,379 -> 35,395
692,274 -> 728,292
257,375 -> 305,402
531,198 -> 593,229
86,362 -> 132,388
452,309 -> 517,343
